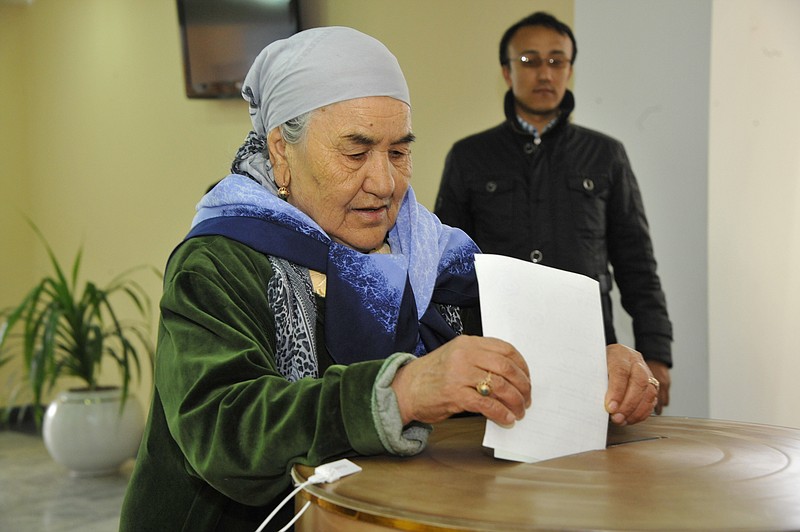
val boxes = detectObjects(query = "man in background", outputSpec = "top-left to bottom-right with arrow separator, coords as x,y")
434,12 -> 673,412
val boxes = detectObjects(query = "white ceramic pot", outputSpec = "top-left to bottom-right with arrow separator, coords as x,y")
42,387 -> 144,477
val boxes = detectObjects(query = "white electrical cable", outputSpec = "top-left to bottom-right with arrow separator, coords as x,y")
254,459 -> 362,532
277,500 -> 311,532
254,478 -> 315,532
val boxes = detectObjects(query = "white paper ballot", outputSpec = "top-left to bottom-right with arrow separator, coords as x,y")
475,254 -> 608,463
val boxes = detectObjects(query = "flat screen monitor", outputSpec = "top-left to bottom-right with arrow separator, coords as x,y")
177,0 -> 300,99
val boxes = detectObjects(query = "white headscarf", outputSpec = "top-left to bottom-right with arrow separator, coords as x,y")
231,26 -> 411,192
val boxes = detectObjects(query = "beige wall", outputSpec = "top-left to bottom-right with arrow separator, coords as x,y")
708,0 -> 800,427
0,0 -> 571,407
0,7 -> 32,309
1,5 -> 33,399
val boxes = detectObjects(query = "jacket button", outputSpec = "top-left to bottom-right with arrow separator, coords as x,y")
524,142 -> 535,154
583,178 -> 595,192
485,181 -> 497,193
530,249 -> 543,263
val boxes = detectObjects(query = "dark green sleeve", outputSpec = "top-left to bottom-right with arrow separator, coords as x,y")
156,236 -> 385,506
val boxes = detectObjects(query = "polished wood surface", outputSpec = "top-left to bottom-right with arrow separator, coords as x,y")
293,416 -> 800,531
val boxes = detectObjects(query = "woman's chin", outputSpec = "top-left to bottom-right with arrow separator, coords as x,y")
333,233 -> 388,254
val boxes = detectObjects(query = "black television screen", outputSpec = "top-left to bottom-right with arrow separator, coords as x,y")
177,0 -> 301,99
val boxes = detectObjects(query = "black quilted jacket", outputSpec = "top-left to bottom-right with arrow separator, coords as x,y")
435,90 -> 673,366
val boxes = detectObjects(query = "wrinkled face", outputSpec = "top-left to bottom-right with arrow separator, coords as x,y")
272,96 -> 414,253
502,25 -> 574,123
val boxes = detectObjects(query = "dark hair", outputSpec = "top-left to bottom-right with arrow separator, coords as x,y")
499,11 -> 577,66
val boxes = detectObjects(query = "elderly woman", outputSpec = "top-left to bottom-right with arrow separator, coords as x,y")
120,27 -> 657,531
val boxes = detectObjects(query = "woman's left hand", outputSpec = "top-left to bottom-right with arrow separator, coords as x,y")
604,344 -> 660,426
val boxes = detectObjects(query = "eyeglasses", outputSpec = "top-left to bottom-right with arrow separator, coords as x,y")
506,54 -> 571,70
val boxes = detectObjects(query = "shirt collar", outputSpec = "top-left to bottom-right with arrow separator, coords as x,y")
516,114 -> 560,138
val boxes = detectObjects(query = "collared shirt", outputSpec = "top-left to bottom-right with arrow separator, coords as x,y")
516,115 -> 559,145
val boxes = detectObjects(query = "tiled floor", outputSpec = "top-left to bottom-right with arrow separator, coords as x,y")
0,429 -> 132,532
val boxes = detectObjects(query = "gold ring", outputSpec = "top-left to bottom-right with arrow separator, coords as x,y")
648,377 -> 660,390
476,372 -> 493,396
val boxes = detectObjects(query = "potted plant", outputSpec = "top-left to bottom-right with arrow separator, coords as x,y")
0,221 -> 157,476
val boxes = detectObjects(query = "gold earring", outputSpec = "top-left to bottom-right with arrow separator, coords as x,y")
278,185 -> 290,200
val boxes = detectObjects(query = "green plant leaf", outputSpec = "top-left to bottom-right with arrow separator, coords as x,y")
1,220 -> 158,426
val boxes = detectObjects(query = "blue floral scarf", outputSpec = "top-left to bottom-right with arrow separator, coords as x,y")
185,174 -> 479,366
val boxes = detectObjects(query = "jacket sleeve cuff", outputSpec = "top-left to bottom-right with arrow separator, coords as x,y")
636,334 -> 673,368
372,353 -> 431,456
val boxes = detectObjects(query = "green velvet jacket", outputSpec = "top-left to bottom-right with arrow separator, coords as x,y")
119,236 -> 392,531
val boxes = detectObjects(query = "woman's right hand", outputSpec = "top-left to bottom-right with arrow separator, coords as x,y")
390,335 -> 532,426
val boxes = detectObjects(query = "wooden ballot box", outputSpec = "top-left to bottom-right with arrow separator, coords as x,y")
292,415 -> 800,531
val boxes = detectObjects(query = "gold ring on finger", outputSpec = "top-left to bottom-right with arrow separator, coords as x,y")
476,372 -> 493,396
